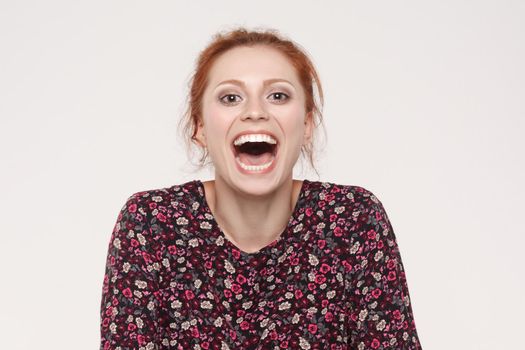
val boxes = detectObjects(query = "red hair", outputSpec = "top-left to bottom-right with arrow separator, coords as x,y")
177,26 -> 325,177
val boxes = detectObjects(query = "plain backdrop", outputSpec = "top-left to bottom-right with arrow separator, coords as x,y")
1,1 -> 523,349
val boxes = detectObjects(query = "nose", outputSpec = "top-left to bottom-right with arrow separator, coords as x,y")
240,98 -> 269,121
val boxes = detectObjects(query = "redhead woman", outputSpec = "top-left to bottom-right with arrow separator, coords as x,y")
100,27 -> 423,349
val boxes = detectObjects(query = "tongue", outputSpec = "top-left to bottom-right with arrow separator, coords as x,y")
238,152 -> 274,166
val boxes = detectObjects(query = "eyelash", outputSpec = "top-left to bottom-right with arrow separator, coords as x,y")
219,92 -> 290,105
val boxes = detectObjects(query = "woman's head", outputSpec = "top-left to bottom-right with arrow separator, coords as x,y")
178,26 -> 325,183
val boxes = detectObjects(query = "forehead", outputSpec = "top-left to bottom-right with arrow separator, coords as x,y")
206,45 -> 302,88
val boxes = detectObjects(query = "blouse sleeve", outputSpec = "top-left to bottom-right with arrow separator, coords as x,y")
100,194 -> 162,350
346,190 -> 422,349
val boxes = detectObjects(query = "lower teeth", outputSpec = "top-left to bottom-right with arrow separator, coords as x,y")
235,156 -> 274,171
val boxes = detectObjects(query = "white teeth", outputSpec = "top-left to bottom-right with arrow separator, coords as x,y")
233,134 -> 277,146
235,156 -> 274,171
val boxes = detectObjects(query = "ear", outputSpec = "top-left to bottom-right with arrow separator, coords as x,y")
194,119 -> 207,148
303,111 -> 314,144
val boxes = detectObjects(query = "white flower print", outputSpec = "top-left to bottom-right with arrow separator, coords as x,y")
176,217 -> 188,225
200,221 -> 212,230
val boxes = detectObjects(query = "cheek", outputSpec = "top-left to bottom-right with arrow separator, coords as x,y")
279,106 -> 306,139
203,105 -> 232,132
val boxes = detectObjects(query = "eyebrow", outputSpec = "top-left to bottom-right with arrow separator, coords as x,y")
214,78 -> 294,89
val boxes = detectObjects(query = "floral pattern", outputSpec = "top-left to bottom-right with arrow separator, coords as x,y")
100,179 -> 422,349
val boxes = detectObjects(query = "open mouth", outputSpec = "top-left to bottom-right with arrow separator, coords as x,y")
232,141 -> 278,172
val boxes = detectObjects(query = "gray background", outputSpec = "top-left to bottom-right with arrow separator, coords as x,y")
1,1 -> 523,349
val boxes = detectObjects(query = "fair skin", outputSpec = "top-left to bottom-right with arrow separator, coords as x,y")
195,45 -> 314,254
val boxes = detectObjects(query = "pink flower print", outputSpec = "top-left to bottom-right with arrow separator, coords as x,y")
371,338 -> 380,349
128,203 -> 137,213
305,207 -> 313,216
137,335 -> 146,345
314,274 -> 326,284
105,306 -> 113,316
334,226 -> 343,237
367,229 -> 377,240
130,239 -> 139,248
240,320 -> 250,330
231,283 -> 242,294
122,288 -> 132,298
308,323 -> 318,334
325,311 -> 334,322
294,290 -> 303,299
317,239 -> 326,249
387,259 -> 396,270
329,214 -> 337,222
156,212 -> 166,222
190,326 -> 199,338
387,271 -> 397,281
184,290 -> 195,300
128,323 -> 137,331
141,252 -> 152,263
232,249 -> 241,260
371,288 -> 382,299
236,274 -> 247,285
320,263 -> 331,274
342,260 -> 353,272
168,245 -> 177,255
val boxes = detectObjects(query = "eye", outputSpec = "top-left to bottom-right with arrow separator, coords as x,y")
268,92 -> 289,103
219,94 -> 242,105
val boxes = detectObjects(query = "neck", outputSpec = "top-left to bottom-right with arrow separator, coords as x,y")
203,176 -> 302,253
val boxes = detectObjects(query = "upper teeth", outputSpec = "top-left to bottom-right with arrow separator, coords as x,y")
233,134 -> 277,146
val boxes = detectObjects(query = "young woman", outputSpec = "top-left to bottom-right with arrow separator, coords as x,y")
100,27 -> 423,349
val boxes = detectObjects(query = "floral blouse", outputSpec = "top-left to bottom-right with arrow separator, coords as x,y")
100,179 -> 422,349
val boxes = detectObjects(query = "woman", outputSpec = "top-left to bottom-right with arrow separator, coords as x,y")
100,27 -> 422,349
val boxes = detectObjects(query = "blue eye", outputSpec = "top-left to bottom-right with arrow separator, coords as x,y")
269,92 -> 289,103
219,94 -> 242,105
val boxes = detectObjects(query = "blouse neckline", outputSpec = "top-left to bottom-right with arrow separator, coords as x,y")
195,179 -> 310,258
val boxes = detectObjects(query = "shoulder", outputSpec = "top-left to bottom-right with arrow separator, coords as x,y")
119,179 -> 203,224
125,179 -> 202,207
306,179 -> 382,212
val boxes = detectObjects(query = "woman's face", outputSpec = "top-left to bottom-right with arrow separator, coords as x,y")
198,45 -> 313,196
